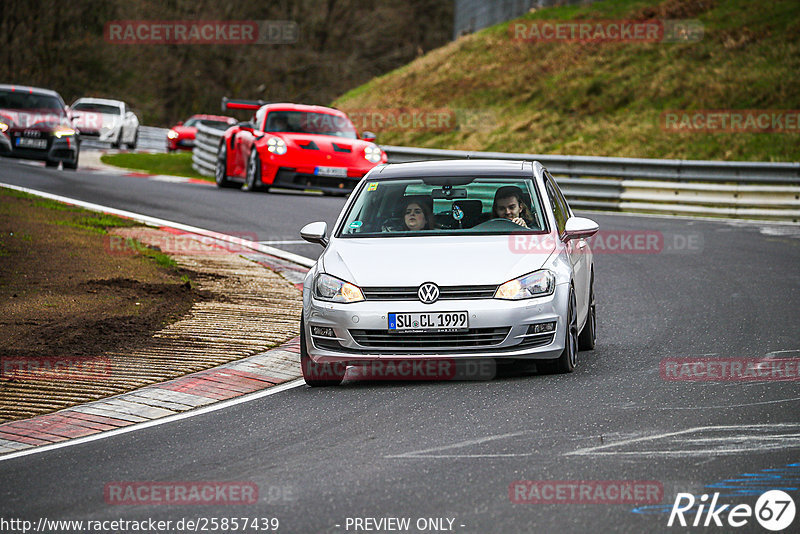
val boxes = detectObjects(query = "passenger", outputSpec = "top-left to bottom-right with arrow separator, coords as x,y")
492,186 -> 534,228
402,200 -> 433,231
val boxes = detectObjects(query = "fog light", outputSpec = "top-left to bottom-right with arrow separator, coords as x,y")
527,322 -> 556,335
311,326 -> 335,337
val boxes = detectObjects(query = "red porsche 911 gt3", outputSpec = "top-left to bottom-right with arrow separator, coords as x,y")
215,100 -> 386,195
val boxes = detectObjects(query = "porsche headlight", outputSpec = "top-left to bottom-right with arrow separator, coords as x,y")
364,144 -> 382,163
495,270 -> 555,300
314,273 -> 364,303
0,122 -> 8,133
167,129 -> 179,139
266,136 -> 287,155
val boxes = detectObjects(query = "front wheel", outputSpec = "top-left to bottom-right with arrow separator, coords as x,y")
540,286 -> 578,374
126,129 -> 138,150
215,142 -> 237,188
244,150 -> 268,192
578,272 -> 596,350
300,318 -> 345,386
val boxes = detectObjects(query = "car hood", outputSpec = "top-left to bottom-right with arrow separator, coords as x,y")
321,235 -> 555,287
71,111 -> 120,129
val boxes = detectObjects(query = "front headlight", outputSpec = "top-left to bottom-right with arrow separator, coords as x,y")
0,122 -> 8,133
54,127 -> 75,138
167,129 -> 179,140
364,144 -> 382,163
266,136 -> 287,155
495,270 -> 555,300
314,273 -> 364,303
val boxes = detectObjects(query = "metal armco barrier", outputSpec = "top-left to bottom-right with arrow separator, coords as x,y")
192,123 -> 224,177
192,130 -> 800,222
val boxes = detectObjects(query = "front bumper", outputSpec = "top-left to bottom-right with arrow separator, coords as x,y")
304,283 -> 569,363
1,132 -> 79,163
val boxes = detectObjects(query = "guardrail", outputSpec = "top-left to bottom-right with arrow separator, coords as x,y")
192,131 -> 800,222
192,123 -> 225,177
383,146 -> 800,222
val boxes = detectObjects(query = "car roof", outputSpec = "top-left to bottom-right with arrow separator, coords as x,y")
263,103 -> 346,116
72,97 -> 124,107
0,84 -> 62,98
372,159 -> 539,180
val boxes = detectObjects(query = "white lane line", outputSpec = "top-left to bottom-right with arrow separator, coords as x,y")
619,396 -> 800,410
258,240 -> 309,245
565,423 -> 800,457
385,431 -> 527,459
0,182 -> 316,268
0,379 -> 306,463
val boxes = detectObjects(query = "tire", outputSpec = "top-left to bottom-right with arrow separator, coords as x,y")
63,152 -> 79,170
244,150 -> 268,192
540,286 -> 578,374
300,317 -> 345,387
215,142 -> 237,188
578,272 -> 596,351
45,160 -> 59,168
111,129 -> 122,149
126,129 -> 138,150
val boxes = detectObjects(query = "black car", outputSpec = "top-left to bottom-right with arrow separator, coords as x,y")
0,84 -> 80,169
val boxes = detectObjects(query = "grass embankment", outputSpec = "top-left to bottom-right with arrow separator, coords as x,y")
100,152 -> 211,181
0,188 -> 197,360
334,0 -> 800,161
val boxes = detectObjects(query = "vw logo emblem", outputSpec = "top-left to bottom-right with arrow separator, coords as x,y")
418,282 -> 440,304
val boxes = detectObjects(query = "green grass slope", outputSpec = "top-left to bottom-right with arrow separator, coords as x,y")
334,0 -> 800,161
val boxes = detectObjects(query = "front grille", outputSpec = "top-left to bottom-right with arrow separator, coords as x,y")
518,333 -> 555,349
274,168 -> 358,192
311,336 -> 341,350
349,327 -> 510,351
362,285 -> 497,301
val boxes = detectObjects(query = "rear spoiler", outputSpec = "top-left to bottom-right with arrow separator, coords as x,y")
221,97 -> 270,111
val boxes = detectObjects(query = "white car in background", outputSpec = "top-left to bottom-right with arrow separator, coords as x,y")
70,97 -> 139,149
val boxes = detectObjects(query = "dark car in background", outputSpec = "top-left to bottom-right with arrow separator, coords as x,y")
0,84 -> 80,169
167,114 -> 236,151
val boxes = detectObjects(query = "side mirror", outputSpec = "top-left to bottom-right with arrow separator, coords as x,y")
300,221 -> 328,247
564,217 -> 599,241
177,121 -> 184,126
361,131 -> 377,142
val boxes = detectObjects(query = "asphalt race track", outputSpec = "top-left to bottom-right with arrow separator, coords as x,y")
1,160 -> 799,533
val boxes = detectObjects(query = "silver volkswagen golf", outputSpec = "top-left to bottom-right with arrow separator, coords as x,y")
299,159 -> 599,386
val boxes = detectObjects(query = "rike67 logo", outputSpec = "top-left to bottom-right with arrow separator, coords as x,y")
668,490 -> 795,531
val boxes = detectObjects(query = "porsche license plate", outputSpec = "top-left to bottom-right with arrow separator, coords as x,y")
315,166 -> 347,177
388,311 -> 469,332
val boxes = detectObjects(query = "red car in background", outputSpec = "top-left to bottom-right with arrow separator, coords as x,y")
215,100 -> 385,195
167,114 -> 236,151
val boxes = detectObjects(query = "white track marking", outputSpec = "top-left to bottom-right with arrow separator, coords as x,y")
0,182 -> 315,268
0,379 -> 305,463
565,423 -> 800,457
385,431 -> 528,459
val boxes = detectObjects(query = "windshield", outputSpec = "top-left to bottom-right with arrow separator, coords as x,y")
72,102 -> 121,115
338,177 -> 548,237
264,111 -> 357,139
0,90 -> 64,113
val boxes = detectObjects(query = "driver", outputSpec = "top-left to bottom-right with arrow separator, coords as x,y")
492,186 -> 534,228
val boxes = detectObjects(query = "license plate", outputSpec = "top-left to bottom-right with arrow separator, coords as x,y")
315,166 -> 347,177
16,137 -> 47,149
388,311 -> 469,332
